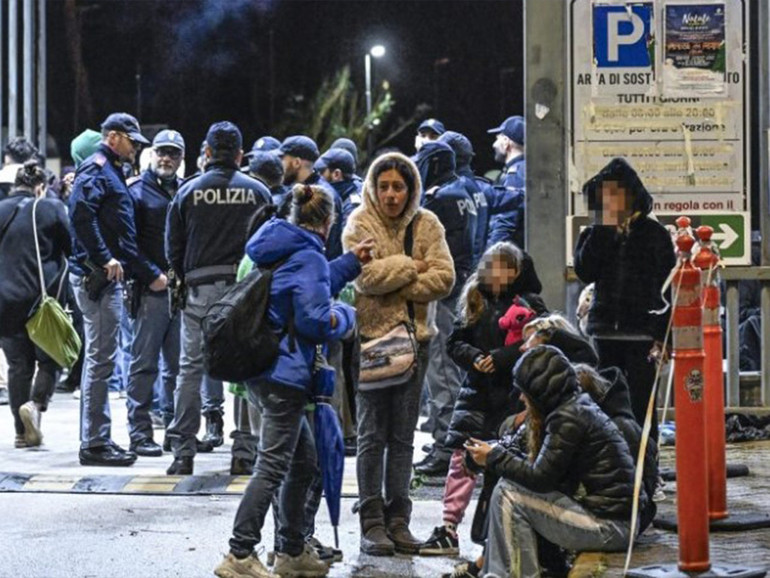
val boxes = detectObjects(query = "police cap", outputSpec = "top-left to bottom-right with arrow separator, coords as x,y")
417,118 -> 446,137
330,138 -> 359,164
315,148 -> 356,176
245,136 -> 282,157
206,121 -> 243,152
439,131 -> 474,164
101,112 -> 150,145
249,151 -> 284,182
488,116 -> 525,146
152,129 -> 186,151
279,136 -> 320,162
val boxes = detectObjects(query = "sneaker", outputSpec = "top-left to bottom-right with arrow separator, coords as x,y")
108,391 -> 120,401
653,476 -> 667,502
273,544 -> 329,577
419,525 -> 459,556
72,388 -> 81,400
214,551 -> 278,578
14,434 -> 28,448
307,535 -> 342,563
442,560 -> 480,578
19,401 -> 43,447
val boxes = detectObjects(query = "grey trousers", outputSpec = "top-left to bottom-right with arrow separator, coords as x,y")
167,280 -> 231,458
425,299 -> 465,457
231,394 -> 261,462
356,342 -> 430,504
483,480 -> 632,578
71,273 -> 123,450
127,291 -> 180,444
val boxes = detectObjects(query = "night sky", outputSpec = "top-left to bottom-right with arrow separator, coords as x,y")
46,0 -> 523,174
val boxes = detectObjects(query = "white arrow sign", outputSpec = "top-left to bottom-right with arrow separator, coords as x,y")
711,223 -> 739,251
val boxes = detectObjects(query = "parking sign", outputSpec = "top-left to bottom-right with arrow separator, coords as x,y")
593,4 -> 653,67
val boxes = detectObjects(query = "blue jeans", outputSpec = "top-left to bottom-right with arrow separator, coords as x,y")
229,381 -> 319,558
483,480 -> 632,578
126,291 -> 180,444
201,373 -> 224,416
70,273 -> 122,449
167,281 -> 230,457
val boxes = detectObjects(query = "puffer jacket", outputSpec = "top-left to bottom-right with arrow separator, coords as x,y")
342,152 -> 455,343
574,158 -> 676,341
486,345 -> 636,520
246,217 -> 360,391
444,256 -> 546,450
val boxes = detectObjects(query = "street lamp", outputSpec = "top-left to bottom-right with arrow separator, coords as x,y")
365,44 -> 386,158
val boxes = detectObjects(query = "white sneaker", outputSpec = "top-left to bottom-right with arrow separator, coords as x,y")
214,552 -> 279,578
109,391 -> 120,400
19,401 -> 42,447
72,388 -> 81,400
273,544 -> 329,577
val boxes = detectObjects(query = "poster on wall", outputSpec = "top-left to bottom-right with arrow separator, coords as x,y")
663,3 -> 727,96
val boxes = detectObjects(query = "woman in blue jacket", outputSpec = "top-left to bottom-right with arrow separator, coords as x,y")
215,184 -> 373,578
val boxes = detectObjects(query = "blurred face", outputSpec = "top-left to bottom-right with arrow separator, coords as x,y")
322,167 -> 344,184
599,180 -> 630,225
376,168 -> 410,218
493,133 -> 511,164
108,131 -> 140,163
479,255 -> 519,296
151,146 -> 183,179
282,155 -> 301,185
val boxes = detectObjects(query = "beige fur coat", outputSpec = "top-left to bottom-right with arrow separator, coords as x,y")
342,152 -> 455,342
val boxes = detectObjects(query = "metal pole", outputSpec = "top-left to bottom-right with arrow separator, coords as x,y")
8,0 -> 18,139
365,52 -> 372,159
758,0 -> 770,407
36,0 -> 45,154
525,0 -> 568,310
725,282 -> 741,407
23,0 -> 33,141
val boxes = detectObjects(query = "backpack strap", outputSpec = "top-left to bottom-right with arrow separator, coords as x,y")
404,216 -> 416,324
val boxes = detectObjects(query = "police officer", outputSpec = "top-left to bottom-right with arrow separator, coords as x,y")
279,135 -> 343,260
487,115 -> 526,248
439,131 -> 524,266
69,112 -> 156,467
315,148 -> 361,232
165,121 -> 271,475
413,140 -> 477,477
246,135 -> 281,155
125,129 -> 186,457
248,151 -> 289,216
329,137 -> 363,186
414,118 -> 445,152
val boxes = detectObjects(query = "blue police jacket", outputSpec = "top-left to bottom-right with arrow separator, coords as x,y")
128,170 -> 181,285
69,144 -> 157,283
330,178 -> 362,233
246,217 -> 360,391
166,161 -> 272,280
488,154 -> 526,249
303,171 -> 344,261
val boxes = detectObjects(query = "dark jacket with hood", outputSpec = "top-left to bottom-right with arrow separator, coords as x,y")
574,158 -> 675,341
415,142 -> 477,301
486,345 -> 636,520
245,217 -> 360,391
444,254 -> 547,449
0,191 -> 71,338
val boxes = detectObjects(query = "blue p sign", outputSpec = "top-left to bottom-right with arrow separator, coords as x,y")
593,4 -> 652,68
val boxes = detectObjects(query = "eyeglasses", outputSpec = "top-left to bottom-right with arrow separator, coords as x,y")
155,147 -> 183,160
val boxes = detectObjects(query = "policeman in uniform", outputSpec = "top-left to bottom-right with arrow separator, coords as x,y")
487,115 -> 526,249
125,129 -> 186,457
315,148 -> 361,232
69,112 -> 158,467
329,137 -> 363,187
414,118 -> 445,152
413,140 -> 477,477
165,121 -> 271,475
439,130 -> 524,266
278,135 -> 343,260
248,151 -> 288,215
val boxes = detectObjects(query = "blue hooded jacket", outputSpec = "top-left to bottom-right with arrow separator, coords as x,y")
246,217 -> 360,391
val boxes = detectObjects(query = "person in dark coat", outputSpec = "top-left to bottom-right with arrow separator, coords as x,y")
574,157 -> 676,442
419,242 -> 545,557
466,346 -> 637,578
0,161 -> 71,448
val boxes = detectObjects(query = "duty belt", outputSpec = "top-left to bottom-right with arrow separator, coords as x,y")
185,264 -> 238,286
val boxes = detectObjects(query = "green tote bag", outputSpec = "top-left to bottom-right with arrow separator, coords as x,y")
25,198 -> 82,369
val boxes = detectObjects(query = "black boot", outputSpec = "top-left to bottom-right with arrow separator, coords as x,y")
166,456 -> 193,475
385,497 -> 422,554
201,411 -> 224,447
358,497 -> 395,556
230,456 -> 255,476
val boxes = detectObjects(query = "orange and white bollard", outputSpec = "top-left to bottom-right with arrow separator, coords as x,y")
693,225 -> 728,522
671,217 -> 710,572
